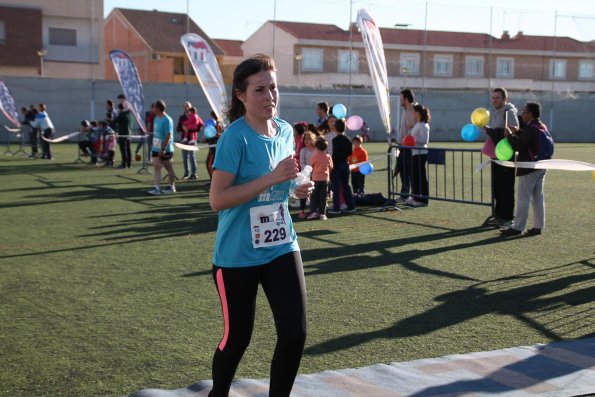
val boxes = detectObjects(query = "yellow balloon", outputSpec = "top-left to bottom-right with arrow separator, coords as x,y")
471,107 -> 490,128
592,170 -> 595,182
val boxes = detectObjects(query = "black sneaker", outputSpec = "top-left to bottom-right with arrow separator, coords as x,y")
500,227 -> 522,237
525,228 -> 542,236
189,174 -> 197,180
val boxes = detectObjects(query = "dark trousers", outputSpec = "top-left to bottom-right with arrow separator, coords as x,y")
330,162 -> 355,211
210,252 -> 307,397
29,127 -> 38,154
118,137 -> 131,167
79,141 -> 97,163
397,148 -> 412,196
206,148 -> 216,179
309,181 -> 329,214
351,170 -> 365,195
411,154 -> 429,203
41,128 -> 53,158
491,162 -> 515,220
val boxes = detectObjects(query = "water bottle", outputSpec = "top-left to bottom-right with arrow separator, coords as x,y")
289,165 -> 312,198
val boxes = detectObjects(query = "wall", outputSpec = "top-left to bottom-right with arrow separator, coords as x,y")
1,76 -> 593,143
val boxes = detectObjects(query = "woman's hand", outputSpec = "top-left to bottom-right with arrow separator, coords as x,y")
270,155 -> 299,185
293,181 -> 314,199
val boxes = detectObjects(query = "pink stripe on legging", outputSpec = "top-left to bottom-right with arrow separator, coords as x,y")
216,269 -> 230,351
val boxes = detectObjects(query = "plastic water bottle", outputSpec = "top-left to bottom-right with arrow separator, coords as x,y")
290,165 -> 312,198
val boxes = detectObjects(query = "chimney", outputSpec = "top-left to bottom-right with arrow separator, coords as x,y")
515,31 -> 524,39
501,30 -> 510,40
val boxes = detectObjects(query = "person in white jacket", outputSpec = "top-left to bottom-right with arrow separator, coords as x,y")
30,103 -> 55,159
409,104 -> 431,206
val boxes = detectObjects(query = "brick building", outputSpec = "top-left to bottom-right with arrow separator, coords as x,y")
104,8 -> 224,84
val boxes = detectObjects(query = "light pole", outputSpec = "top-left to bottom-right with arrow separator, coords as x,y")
37,49 -> 47,77
295,52 -> 303,86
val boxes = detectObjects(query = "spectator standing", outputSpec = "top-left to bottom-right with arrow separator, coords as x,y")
500,101 -> 549,237
328,118 -> 356,214
31,103 -> 54,160
205,110 -> 223,185
348,135 -> 368,196
486,87 -> 519,226
181,106 -> 204,180
298,131 -> 316,218
116,103 -> 133,169
308,137 -> 333,220
315,101 -> 329,132
409,104 -> 431,206
396,89 -> 416,201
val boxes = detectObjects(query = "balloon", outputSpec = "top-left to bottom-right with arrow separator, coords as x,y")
346,115 -> 364,130
359,162 -> 374,175
402,135 -> 416,147
206,119 -> 216,128
495,139 -> 514,161
461,123 -> 481,142
481,137 -> 496,158
592,170 -> 595,182
203,125 -> 217,139
332,103 -> 347,119
135,153 -> 141,161
471,107 -> 490,128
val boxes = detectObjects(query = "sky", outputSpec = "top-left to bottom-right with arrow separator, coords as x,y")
103,0 -> 595,42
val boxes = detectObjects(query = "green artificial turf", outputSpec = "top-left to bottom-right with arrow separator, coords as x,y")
0,142 -> 593,396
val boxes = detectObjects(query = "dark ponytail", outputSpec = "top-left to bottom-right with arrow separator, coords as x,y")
413,104 -> 431,123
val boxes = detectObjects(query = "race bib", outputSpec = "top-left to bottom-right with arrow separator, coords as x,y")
153,137 -> 162,148
249,202 -> 290,249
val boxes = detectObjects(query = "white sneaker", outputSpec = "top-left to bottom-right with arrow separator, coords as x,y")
147,187 -> 161,196
162,185 -> 176,194
409,200 -> 427,207
395,196 -> 408,203
405,196 -> 416,205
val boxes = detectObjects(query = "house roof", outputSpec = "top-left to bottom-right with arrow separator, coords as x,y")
114,8 -> 223,55
213,39 -> 244,57
269,20 -> 593,53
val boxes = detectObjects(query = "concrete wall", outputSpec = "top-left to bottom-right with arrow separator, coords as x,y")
1,76 -> 594,143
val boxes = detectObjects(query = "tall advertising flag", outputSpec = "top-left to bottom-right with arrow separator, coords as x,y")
180,33 -> 228,125
109,49 -> 146,132
356,9 -> 390,135
0,80 -> 21,128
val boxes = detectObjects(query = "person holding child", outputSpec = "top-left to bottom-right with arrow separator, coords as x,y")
348,135 -> 368,196
181,106 -> 204,180
298,131 -> 316,218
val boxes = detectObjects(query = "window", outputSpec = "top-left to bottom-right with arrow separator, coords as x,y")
49,28 -> 76,46
496,57 -> 514,78
301,48 -> 323,72
433,55 -> 453,76
550,59 -> 567,79
0,21 -> 5,43
338,50 -> 358,73
465,56 -> 484,77
400,53 -> 420,75
579,60 -> 594,80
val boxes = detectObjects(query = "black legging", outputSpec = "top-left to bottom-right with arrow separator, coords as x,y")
210,251 -> 307,397
118,137 -> 131,167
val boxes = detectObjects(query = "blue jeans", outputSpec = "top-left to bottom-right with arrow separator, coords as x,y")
182,149 -> 197,176
330,162 -> 355,211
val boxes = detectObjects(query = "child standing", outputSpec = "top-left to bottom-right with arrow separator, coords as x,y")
99,121 -> 116,167
348,135 -> 368,196
308,138 -> 333,220
329,119 -> 356,214
298,131 -> 316,218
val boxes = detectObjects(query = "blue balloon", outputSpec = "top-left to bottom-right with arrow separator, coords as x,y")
206,119 -> 216,128
204,125 -> 217,139
359,162 -> 374,175
461,123 -> 480,142
332,103 -> 347,119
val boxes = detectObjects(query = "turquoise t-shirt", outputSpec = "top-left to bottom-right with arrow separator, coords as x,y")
212,117 -> 299,267
152,114 -> 175,153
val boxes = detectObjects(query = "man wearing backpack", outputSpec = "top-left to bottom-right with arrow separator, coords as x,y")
500,101 -> 551,237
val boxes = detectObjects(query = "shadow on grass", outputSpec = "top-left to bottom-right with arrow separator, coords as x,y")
305,258 -> 595,356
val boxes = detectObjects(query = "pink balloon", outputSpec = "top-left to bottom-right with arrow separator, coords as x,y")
481,137 -> 495,158
346,115 -> 364,130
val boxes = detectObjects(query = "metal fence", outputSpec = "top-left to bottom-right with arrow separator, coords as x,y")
387,144 -> 493,209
